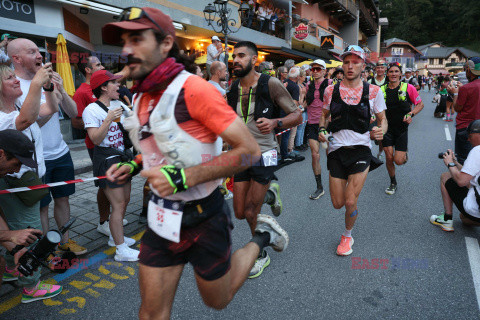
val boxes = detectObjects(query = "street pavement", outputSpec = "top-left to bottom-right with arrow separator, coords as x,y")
1,90 -> 480,319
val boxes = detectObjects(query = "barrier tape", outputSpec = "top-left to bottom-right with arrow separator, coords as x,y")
275,120 -> 308,137
0,176 -> 106,194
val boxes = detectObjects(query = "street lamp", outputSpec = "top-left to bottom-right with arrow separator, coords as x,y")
204,0 -> 249,78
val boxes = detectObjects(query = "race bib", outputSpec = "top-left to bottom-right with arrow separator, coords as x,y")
148,194 -> 184,243
262,149 -> 278,166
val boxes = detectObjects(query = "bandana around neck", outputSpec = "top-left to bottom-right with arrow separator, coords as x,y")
132,57 -> 185,93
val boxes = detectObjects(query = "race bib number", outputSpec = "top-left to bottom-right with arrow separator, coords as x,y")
262,149 -> 278,166
148,194 -> 184,243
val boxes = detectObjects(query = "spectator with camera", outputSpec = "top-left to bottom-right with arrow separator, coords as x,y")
448,57 -> 480,164
0,130 -> 43,288
431,120 -> 480,231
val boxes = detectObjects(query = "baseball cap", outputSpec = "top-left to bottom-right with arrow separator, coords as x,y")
310,59 -> 326,69
340,45 -> 366,61
0,129 -> 36,168
212,36 -> 220,42
405,68 -> 412,73
467,120 -> 480,134
1,34 -> 17,41
90,70 -> 122,90
102,7 -> 176,45
467,57 -> 480,76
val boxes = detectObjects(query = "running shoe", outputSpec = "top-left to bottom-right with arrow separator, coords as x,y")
255,214 -> 289,252
58,239 -> 88,256
114,246 -> 140,262
97,221 -> 111,236
309,187 -> 325,200
336,235 -> 354,256
22,281 -> 62,303
430,213 -> 454,232
3,266 -> 19,282
108,236 -> 136,247
385,183 -> 397,195
268,183 -> 282,216
248,250 -> 271,279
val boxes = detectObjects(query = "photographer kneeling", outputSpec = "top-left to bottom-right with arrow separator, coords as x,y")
431,120 -> 480,231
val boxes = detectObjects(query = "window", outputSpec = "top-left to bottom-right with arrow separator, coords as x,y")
439,58 -> 443,64
391,47 -> 404,56
429,58 -> 434,65
451,58 -> 456,63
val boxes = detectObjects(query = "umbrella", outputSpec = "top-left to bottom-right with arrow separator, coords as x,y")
326,60 -> 343,68
295,60 -> 313,67
55,33 -> 75,96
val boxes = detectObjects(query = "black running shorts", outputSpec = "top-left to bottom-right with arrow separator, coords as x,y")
383,129 -> 408,152
305,123 -> 319,141
234,155 -> 277,185
139,191 -> 233,281
327,146 -> 371,180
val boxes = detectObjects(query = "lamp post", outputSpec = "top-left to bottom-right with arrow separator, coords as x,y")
204,0 -> 249,79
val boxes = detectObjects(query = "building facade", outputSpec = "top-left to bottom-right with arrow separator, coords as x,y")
416,43 -> 480,75
380,38 -> 422,72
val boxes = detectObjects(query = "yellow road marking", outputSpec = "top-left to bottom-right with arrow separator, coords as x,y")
110,273 -> 129,280
84,288 -> 100,298
98,265 -> 110,275
93,279 -> 115,289
69,280 -> 91,290
59,308 -> 77,315
124,266 -> 135,276
43,299 -> 63,306
67,297 -> 86,308
84,273 -> 100,281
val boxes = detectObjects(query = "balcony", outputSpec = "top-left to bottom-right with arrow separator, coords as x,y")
314,0 -> 356,22
446,62 -> 464,68
358,0 -> 378,37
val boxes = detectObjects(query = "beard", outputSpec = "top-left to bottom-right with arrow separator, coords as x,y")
233,60 -> 253,78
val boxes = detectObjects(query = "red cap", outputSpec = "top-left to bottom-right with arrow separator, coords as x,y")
102,7 -> 176,45
90,70 -> 122,90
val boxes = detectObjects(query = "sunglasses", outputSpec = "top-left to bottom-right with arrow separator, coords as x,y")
118,7 -> 164,34
389,62 -> 401,68
344,45 -> 364,53
311,67 -> 324,72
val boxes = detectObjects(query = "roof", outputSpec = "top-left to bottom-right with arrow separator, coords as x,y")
384,38 -> 409,47
422,47 -> 480,59
416,42 -> 443,52
384,38 -> 422,55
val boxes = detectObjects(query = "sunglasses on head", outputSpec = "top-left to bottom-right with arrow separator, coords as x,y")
311,67 -> 324,72
389,62 -> 401,68
344,45 -> 364,53
118,7 -> 164,34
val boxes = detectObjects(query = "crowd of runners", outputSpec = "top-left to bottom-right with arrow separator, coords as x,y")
1,5 -> 480,319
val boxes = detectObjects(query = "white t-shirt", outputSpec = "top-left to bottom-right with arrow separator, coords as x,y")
17,77 -> 69,161
323,82 -> 387,153
208,80 -> 226,96
206,44 -> 219,65
461,146 -> 480,218
82,100 -> 127,151
0,110 -> 45,178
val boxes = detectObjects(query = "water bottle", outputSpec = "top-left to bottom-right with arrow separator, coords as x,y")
321,134 -> 333,149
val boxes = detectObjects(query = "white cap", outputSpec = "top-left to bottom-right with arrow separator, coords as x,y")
310,59 -> 326,69
212,36 -> 220,41
405,68 -> 412,73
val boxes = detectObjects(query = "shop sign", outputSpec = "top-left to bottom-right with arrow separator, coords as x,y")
294,23 -> 308,41
0,0 -> 36,23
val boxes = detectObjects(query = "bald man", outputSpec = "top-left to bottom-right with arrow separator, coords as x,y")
9,39 -> 86,255
208,61 -> 227,95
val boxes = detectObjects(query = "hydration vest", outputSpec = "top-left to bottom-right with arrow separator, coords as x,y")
381,82 -> 412,130
328,81 -> 371,134
226,73 -> 280,121
306,78 -> 330,105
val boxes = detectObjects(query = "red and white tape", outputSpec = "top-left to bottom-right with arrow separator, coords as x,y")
275,120 -> 308,137
0,176 -> 106,194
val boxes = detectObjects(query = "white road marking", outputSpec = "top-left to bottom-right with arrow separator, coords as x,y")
445,124 -> 452,141
465,237 -> 480,311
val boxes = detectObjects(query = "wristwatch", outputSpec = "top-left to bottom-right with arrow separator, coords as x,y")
447,162 -> 456,168
43,83 -> 54,92
277,120 -> 283,128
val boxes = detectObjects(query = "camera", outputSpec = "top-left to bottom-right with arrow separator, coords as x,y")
11,218 -> 77,277
438,151 -> 457,159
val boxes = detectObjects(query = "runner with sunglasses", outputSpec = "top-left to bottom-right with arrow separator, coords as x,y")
368,60 -> 388,159
305,59 -> 331,200
319,45 -> 387,256
102,7 -> 289,318
381,62 -> 424,195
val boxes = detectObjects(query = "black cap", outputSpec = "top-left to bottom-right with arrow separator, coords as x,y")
0,130 -> 37,168
467,120 -> 480,134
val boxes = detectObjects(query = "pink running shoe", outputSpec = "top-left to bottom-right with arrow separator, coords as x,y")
336,235 -> 354,256
22,281 -> 63,303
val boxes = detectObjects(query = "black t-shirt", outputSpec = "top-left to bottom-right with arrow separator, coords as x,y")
118,85 -> 133,105
284,79 -> 300,101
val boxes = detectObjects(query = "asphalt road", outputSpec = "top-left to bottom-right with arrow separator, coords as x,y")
1,90 -> 479,320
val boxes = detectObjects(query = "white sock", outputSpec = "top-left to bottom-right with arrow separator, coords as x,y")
343,229 -> 352,238
116,242 -> 128,251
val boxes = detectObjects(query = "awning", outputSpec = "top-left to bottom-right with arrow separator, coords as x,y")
262,46 -> 321,61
